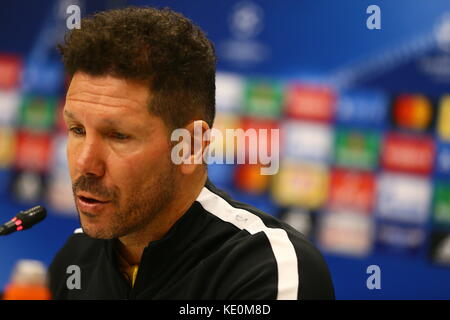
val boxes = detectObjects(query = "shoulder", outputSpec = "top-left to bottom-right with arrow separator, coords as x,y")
196,181 -> 335,300
51,230 -> 103,266
48,230 -> 104,298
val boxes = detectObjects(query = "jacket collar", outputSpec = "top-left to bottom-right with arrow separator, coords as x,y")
103,179 -> 214,264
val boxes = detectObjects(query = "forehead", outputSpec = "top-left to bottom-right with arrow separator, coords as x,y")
65,72 -> 151,117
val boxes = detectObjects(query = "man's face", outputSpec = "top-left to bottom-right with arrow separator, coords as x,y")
64,72 -> 176,239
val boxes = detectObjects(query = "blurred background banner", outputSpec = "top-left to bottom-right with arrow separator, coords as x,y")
1,0 -> 450,299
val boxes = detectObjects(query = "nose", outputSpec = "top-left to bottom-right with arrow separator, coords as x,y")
74,135 -> 106,177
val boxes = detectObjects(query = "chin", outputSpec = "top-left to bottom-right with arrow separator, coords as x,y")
80,222 -> 116,240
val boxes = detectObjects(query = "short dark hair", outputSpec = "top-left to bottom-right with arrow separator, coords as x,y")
58,6 -> 216,130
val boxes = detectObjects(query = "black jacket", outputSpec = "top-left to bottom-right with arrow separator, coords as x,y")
49,180 -> 334,299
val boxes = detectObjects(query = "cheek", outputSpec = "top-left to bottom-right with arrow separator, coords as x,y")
107,142 -> 172,187
66,141 -> 77,177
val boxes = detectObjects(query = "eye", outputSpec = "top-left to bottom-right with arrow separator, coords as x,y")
111,132 -> 129,140
69,126 -> 85,136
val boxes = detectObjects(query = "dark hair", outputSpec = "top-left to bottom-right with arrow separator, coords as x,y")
58,6 -> 216,130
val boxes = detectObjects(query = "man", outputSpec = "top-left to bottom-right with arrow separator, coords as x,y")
49,6 -> 334,300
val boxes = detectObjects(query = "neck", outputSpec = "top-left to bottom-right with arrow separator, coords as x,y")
117,170 -> 207,265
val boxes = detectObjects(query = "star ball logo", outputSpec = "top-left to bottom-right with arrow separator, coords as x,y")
229,1 -> 264,40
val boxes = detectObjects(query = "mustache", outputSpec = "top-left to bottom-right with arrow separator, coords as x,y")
72,175 -> 117,201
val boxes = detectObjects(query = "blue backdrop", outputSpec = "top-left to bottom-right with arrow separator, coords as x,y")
1,0 -> 450,299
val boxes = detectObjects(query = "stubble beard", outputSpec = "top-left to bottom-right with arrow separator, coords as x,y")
75,163 -> 177,240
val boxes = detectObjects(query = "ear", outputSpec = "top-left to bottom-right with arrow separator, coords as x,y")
179,120 -> 211,175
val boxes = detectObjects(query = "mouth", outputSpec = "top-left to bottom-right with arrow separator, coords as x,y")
77,192 -> 110,203
76,192 -> 111,212
78,195 -> 108,204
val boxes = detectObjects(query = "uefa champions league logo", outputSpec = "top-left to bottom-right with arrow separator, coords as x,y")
435,13 -> 450,54
229,1 -> 264,40
219,1 -> 269,65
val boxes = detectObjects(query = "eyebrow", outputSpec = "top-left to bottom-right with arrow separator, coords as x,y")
64,110 -> 77,120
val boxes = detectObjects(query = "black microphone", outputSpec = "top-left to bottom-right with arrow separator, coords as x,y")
0,206 -> 47,236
